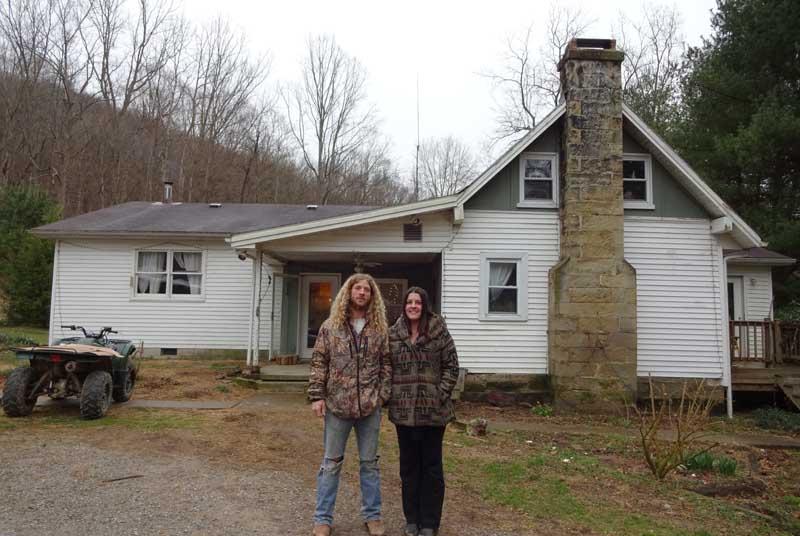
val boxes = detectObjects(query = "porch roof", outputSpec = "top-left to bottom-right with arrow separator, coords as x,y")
724,247 -> 796,266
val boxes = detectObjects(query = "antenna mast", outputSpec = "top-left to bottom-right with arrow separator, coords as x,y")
415,74 -> 420,202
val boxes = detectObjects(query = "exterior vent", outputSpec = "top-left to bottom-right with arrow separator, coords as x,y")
160,348 -> 178,356
403,223 -> 422,242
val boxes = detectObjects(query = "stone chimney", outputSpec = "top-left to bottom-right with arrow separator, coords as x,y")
548,38 -> 637,412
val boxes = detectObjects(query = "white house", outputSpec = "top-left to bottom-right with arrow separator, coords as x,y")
35,39 -> 793,410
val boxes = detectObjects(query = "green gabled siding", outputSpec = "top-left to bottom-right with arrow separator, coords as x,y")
465,123 -> 561,211
464,119 -> 710,218
622,133 -> 709,218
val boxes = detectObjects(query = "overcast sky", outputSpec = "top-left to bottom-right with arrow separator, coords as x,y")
183,0 -> 718,184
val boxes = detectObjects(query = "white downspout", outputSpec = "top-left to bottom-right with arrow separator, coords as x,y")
719,248 -> 733,418
48,240 -> 60,345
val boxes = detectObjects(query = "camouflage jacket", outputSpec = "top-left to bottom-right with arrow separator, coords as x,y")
308,315 -> 392,419
388,313 -> 460,427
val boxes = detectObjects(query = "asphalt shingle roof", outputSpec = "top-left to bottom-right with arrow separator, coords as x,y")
33,201 -> 374,237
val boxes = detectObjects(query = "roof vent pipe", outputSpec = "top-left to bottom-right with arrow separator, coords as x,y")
163,180 -> 173,204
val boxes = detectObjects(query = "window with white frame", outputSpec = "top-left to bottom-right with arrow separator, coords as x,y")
135,250 -> 204,297
519,152 -> 558,207
622,154 -> 654,209
479,253 -> 528,321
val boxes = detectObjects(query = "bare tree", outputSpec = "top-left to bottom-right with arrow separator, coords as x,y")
418,136 -> 477,199
177,16 -> 269,202
283,34 -> 380,205
485,4 -> 593,142
615,3 -> 685,137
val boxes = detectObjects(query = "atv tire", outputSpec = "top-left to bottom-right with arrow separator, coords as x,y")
2,367 -> 39,417
80,370 -> 113,420
112,368 -> 135,403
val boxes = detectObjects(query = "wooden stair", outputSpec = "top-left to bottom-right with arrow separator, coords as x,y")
777,376 -> 800,411
732,364 -> 800,410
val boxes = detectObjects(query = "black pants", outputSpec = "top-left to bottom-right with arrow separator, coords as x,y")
395,424 -> 446,530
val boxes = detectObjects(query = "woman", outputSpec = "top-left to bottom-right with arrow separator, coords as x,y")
388,287 -> 460,536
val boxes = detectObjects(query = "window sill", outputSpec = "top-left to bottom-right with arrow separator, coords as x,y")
517,201 -> 558,209
624,202 -> 655,210
479,314 -> 529,322
130,295 -> 206,303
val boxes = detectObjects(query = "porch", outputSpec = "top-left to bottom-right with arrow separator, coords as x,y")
730,320 -> 800,408
245,251 -> 442,369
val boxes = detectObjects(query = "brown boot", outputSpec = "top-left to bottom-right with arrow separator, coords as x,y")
364,519 -> 386,536
312,524 -> 332,536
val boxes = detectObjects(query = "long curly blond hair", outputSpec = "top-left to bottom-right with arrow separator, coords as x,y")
328,273 -> 388,337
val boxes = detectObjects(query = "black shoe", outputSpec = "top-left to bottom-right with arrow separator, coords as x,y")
404,523 -> 419,536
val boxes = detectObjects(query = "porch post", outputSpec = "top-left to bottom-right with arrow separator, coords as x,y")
245,252 -> 258,369
252,251 -> 263,370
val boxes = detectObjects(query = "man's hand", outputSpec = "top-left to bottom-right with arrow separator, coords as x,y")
311,400 -> 326,417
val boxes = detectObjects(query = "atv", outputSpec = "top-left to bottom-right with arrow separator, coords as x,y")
2,325 -> 139,419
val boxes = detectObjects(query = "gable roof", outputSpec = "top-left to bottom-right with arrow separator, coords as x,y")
33,201 -> 373,238
229,103 -> 764,249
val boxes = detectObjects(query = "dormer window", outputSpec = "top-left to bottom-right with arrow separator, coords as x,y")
518,152 -> 558,208
623,153 -> 654,209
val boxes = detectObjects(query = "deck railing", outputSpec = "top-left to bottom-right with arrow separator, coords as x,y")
730,320 -> 800,365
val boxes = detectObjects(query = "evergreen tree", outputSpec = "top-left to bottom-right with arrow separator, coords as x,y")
0,185 -> 60,326
676,0 -> 800,313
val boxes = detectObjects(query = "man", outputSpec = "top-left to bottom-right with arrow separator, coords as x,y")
308,273 -> 392,536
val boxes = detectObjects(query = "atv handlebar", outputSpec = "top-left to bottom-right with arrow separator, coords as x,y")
61,325 -> 117,339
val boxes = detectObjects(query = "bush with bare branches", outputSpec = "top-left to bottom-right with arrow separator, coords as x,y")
634,378 -> 720,480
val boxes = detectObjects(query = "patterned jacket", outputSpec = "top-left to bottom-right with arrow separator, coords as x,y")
388,313 -> 460,427
308,315 -> 392,419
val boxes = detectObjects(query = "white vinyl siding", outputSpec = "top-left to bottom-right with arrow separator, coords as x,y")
50,239 -> 273,353
624,217 -> 725,379
442,210 -> 559,374
727,265 -> 773,321
267,212 -> 452,253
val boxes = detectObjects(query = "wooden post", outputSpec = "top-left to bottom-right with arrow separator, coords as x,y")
774,320 -> 784,364
764,321 -> 772,365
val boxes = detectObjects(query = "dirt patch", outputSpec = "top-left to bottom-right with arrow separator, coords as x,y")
134,359 -> 255,401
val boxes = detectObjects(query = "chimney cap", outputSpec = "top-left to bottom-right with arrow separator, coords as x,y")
558,37 -> 624,70
570,38 -> 617,50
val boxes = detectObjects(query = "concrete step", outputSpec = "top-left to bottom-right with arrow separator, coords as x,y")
232,377 -> 308,393
258,364 -> 310,382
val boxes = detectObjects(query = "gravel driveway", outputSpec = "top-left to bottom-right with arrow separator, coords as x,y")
0,437 -> 411,536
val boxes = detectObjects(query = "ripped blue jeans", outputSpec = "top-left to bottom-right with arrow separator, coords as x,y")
313,408 -> 382,526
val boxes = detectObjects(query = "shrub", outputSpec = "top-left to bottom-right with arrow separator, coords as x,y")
214,384 -> 230,393
685,451 -> 715,471
531,403 -> 554,417
0,332 -> 39,352
635,378 -> 720,480
753,407 -> 800,432
715,456 -> 737,476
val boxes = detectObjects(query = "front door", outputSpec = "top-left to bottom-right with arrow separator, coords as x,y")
727,276 -> 744,321
299,275 -> 340,359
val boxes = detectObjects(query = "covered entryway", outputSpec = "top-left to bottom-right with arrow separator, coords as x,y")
273,252 -> 441,362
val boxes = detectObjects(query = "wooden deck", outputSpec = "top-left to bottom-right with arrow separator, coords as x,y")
732,364 -> 800,409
